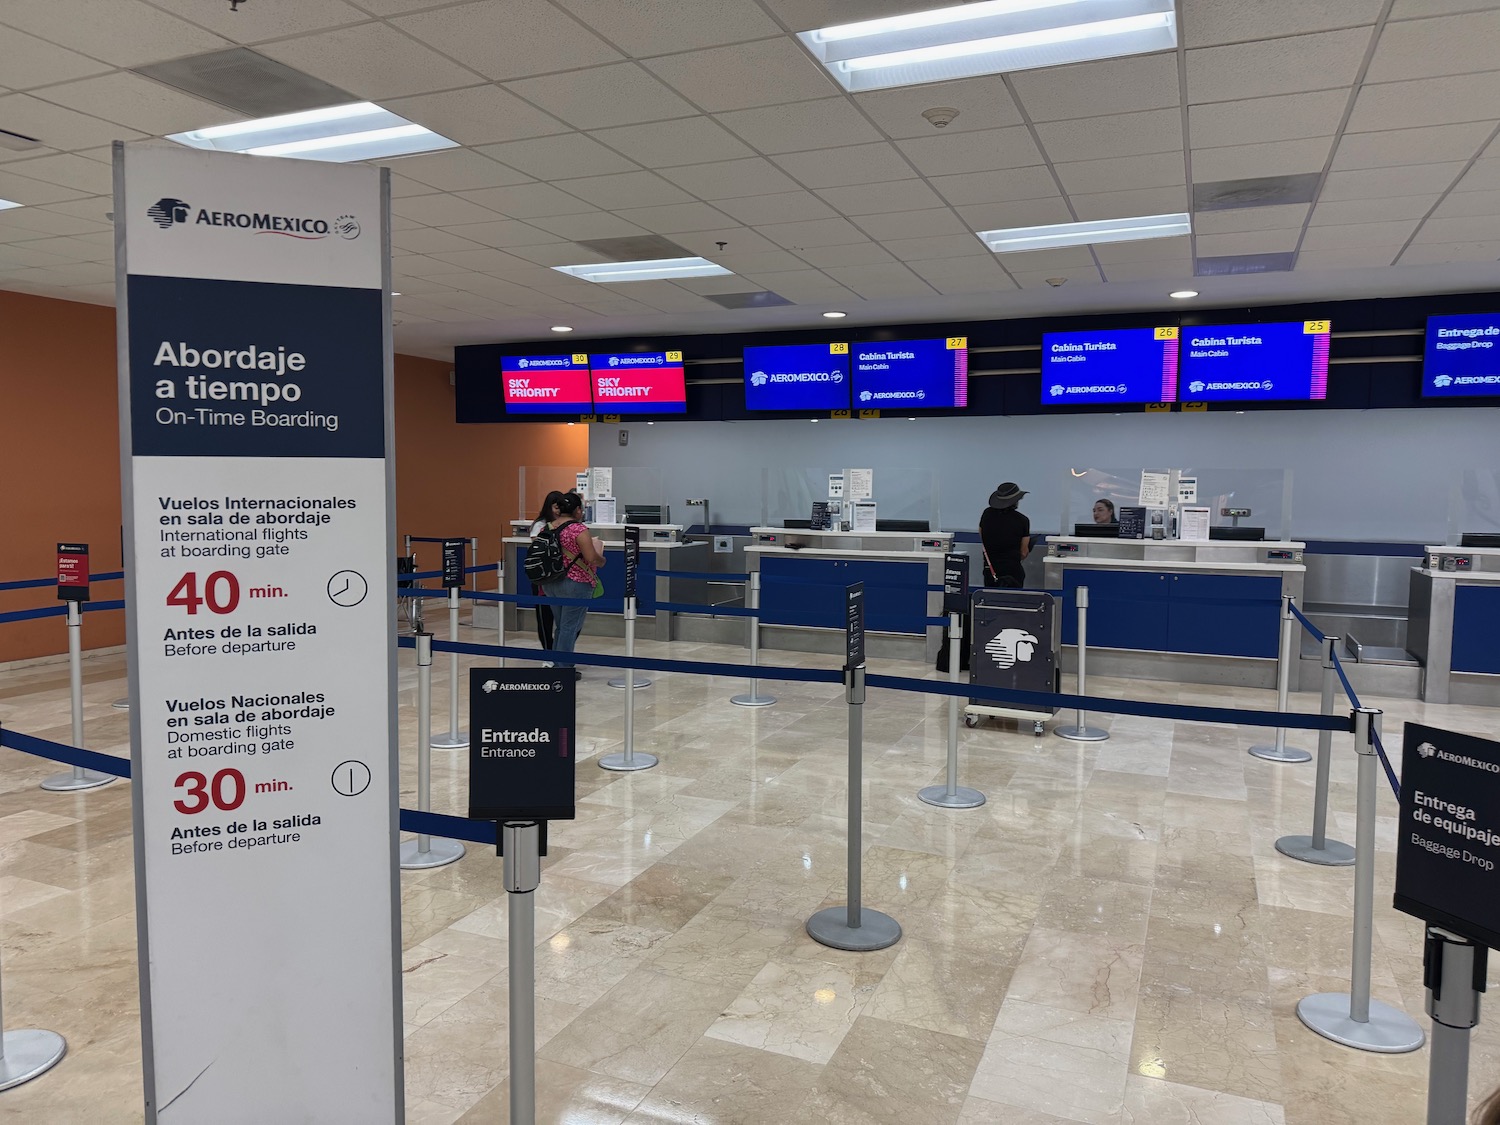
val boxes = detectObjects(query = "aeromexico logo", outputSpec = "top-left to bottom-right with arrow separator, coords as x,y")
147,197 -> 361,240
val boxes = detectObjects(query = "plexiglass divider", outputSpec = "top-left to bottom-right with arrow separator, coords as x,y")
1448,469 -> 1500,546
758,467 -> 940,532
1063,467 -> 1293,540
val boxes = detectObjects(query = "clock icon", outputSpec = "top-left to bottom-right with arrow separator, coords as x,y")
327,570 -> 368,607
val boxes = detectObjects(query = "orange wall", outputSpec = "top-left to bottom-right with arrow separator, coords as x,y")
0,289 -> 585,663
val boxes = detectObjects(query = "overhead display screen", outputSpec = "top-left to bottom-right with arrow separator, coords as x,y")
1423,313 -> 1500,397
501,353 -> 593,414
851,337 -> 967,409
589,350 -> 686,414
744,342 -> 850,411
1041,327 -> 1179,405
1179,320 -> 1331,401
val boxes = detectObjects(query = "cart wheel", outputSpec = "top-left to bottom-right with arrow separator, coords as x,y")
1033,721 -> 1044,736
964,713 -> 979,729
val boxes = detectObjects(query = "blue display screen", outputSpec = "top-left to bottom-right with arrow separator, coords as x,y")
1041,328 -> 1179,405
743,343 -> 850,411
1179,321 -> 1331,401
1423,313 -> 1500,397
851,338 -> 967,409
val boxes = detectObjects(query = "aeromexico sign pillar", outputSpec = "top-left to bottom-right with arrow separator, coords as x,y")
114,142 -> 401,1123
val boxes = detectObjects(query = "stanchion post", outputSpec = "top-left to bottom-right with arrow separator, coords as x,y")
807,664 -> 901,952
40,601 -> 114,792
430,587 -> 468,749
731,571 -> 775,707
606,612 -> 651,692
0,944 -> 66,1090
1276,633 -> 1355,865
1250,594 -> 1313,763
496,567 -> 506,669
1056,585 -> 1107,742
504,821 -> 541,1125
599,596 -> 658,772
920,612 -> 984,809
1296,708 -> 1425,1053
1424,927 -> 1486,1125
401,632 -> 463,869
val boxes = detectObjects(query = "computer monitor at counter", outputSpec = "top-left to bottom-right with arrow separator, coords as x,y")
1209,526 -> 1266,541
1460,533 -> 1500,548
1072,523 -> 1119,537
781,519 -> 932,532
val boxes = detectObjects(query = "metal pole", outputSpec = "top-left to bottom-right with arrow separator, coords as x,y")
920,612 -> 984,809
1056,585 -> 1107,742
600,597 -> 657,772
430,587 -> 468,749
496,564 -> 505,669
504,821 -> 541,1125
1250,595 -> 1312,763
0,937 -> 66,1090
41,602 -> 113,792
401,633 -> 462,869
607,598 -> 651,690
404,533 -> 411,558
731,572 -> 775,707
1276,634 -> 1355,864
806,665 -> 901,952
1425,927 -> 1485,1125
1296,708 -> 1425,1053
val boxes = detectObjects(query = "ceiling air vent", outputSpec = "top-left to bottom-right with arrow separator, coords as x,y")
704,291 -> 793,309
1192,173 -> 1321,212
1195,252 -> 1297,276
134,48 -> 354,117
574,235 -> 696,263
0,127 -> 44,152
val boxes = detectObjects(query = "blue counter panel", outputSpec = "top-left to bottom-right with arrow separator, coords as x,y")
1062,569 -> 1281,658
1453,585 -> 1500,674
759,557 -> 929,634
517,546 -> 657,614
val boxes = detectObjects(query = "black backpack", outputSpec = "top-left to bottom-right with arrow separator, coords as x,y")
523,521 -> 577,584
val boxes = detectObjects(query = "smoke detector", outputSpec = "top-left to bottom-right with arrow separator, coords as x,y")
921,107 -> 959,129
1045,277 -> 1067,288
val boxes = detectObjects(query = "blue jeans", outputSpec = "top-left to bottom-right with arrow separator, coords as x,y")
542,577 -> 592,667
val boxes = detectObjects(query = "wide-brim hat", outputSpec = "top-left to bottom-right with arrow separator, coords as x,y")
989,482 -> 1026,508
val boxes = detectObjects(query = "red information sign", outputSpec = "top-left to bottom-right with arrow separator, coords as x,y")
57,542 -> 90,602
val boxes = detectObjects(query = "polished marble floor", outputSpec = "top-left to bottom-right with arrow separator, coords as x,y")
1,622 -> 1498,1123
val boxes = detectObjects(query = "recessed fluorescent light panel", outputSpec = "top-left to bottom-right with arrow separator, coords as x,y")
167,102 -> 458,162
800,0 -> 1177,93
0,198 -> 22,211
977,213 -> 1191,254
552,257 -> 733,283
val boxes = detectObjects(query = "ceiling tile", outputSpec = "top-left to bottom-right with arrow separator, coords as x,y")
1300,219 -> 1421,250
504,242 -> 607,267
0,0 -> 230,68
592,118 -> 754,167
1321,162 -> 1467,199
1182,0 -> 1386,47
611,202 -> 740,233
257,23 -> 481,100
1010,54 -> 1182,122
896,126 -> 1044,176
381,149 -> 534,192
1331,121 -> 1497,171
382,86 -> 568,146
1432,190 -> 1500,218
390,227 -> 485,254
388,174 -> 441,198
1399,240 -> 1500,264
879,233 -> 990,261
757,0 -> 916,33
735,268 -> 856,300
1070,186 -> 1190,222
0,203 -> 110,235
928,167 -> 1059,207
1090,234 -> 1194,262
772,143 -> 915,189
553,0 -> 782,54
0,27 -> 112,89
34,72 -> 242,134
1009,266 -> 1104,289
0,93 -> 148,149
391,194 -> 505,227
1365,9 -> 1500,83
704,248 -> 808,274
957,198 -> 1074,231
853,76 -> 1023,137
440,220 -> 559,248
1054,152 -> 1185,195
552,170 -> 694,209
1190,137 -> 1333,182
815,179 -> 944,216
717,98 -> 883,154
425,247 -> 532,273
851,208 -> 967,240
1455,159 -> 1500,192
1188,90 -> 1350,148
4,154 -> 113,194
644,37 -> 838,113
1294,247 -> 1398,270
392,0 -> 621,80
456,183 -> 594,219
758,217 -> 870,249
0,242 -> 75,269
506,63 -> 696,130
1186,29 -> 1374,104
1392,0 -> 1500,14
1036,109 -> 1184,164
713,191 -> 837,225
823,262 -> 932,299
671,227 -> 781,256
1194,229 -> 1301,257
1309,195 -> 1439,225
1412,215 -> 1500,243
793,241 -> 895,268
1100,259 -> 1195,281
0,169 -> 90,206
1347,71 -> 1500,131
666,158 -> 802,201
526,211 -> 651,240
475,134 -> 638,180
146,0 -> 368,40
1193,204 -> 1310,234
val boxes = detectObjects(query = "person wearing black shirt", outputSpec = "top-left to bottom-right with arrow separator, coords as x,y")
980,482 -> 1030,587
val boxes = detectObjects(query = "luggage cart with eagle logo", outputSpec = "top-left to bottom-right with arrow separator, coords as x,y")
964,588 -> 1058,735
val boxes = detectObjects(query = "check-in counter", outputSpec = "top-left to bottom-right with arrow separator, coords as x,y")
1042,537 -> 1307,687
1408,546 -> 1500,705
745,527 -> 953,661
501,524 -> 706,641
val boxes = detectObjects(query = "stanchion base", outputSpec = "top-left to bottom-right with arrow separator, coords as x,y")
730,693 -> 776,707
1249,743 -> 1312,763
918,785 -> 986,809
111,698 -> 130,711
1296,993 -> 1425,1053
1275,834 -> 1356,866
599,751 -> 658,772
399,837 -> 465,870
1055,725 -> 1109,742
39,770 -> 115,792
430,732 -> 470,750
0,1029 -> 66,1091
607,675 -> 652,689
806,906 -> 902,952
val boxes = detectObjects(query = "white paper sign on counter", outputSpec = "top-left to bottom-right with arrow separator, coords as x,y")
851,500 -> 878,532
1179,505 -> 1212,541
1139,470 -> 1170,509
847,468 -> 874,500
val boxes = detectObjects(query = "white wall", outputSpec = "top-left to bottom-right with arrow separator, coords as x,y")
590,408 -> 1500,542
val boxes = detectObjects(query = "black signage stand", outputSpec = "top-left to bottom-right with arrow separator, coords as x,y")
622,525 -> 639,600
941,552 -> 968,617
440,538 -> 465,589
56,542 -> 89,603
